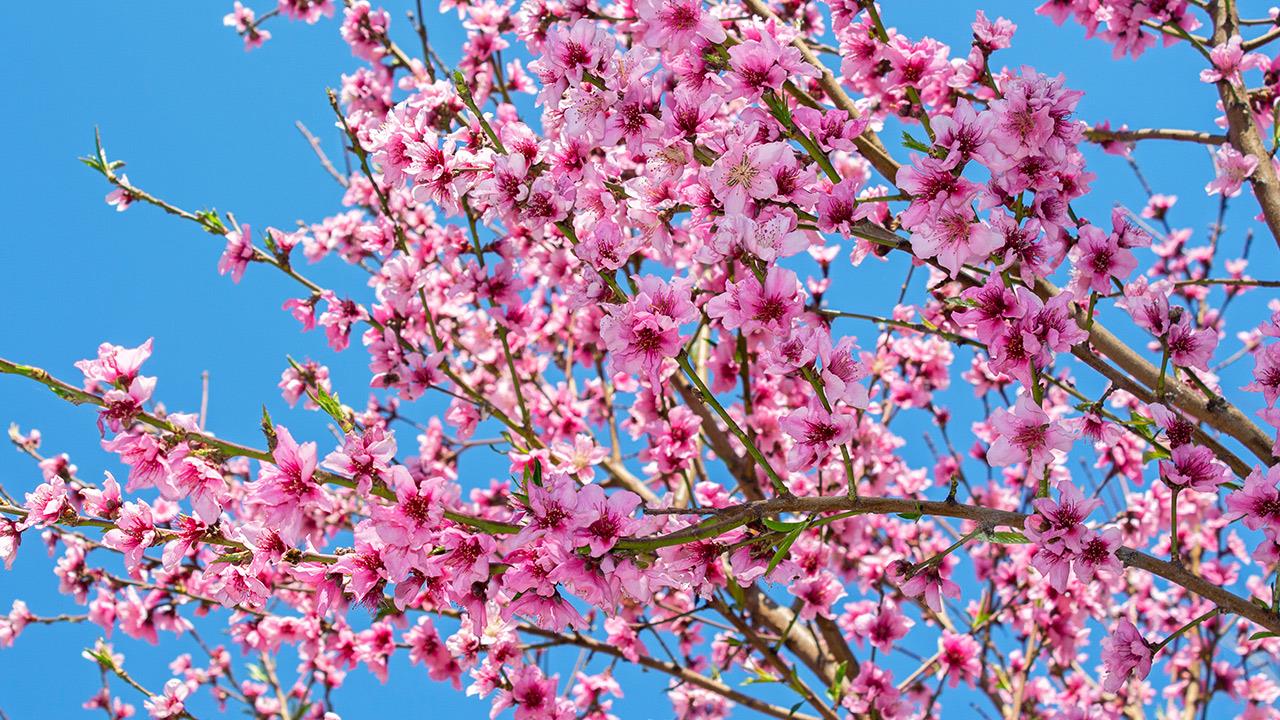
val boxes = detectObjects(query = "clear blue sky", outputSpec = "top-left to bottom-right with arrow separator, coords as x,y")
0,1 -> 1272,718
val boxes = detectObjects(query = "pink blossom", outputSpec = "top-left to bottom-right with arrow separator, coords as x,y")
1226,465 -> 1280,533
986,395 -> 1076,474
1160,444 -> 1230,493
144,679 -> 191,719
634,0 -> 725,52
246,425 -> 328,543
102,501 -> 157,577
907,199 -> 1003,277
1199,35 -> 1268,84
18,477 -> 71,530
1205,146 -> 1258,198
705,266 -> 802,338
1070,222 -> 1137,294
1101,618 -> 1153,693
936,631 -> 982,688
0,520 -> 19,570
514,474 -> 586,546
1245,342 -> 1280,406
105,176 -> 134,211
891,559 -> 960,614
574,485 -> 640,556
781,401 -> 855,471
705,138 -> 790,215
217,223 -> 256,283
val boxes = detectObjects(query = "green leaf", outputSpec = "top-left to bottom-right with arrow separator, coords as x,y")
1142,447 -> 1171,464
985,530 -> 1030,544
762,517 -> 805,533
1249,630 -> 1280,641
826,660 -> 849,702
766,525 -> 805,577
247,663 -> 269,684
79,155 -> 106,174
897,511 -> 923,522
901,131 -> 931,153
315,387 -> 352,433
742,669 -> 780,686
1127,411 -> 1155,428
261,406 -> 277,452
195,209 -> 228,235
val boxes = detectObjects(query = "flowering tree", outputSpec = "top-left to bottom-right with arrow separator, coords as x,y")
4,0 -> 1280,717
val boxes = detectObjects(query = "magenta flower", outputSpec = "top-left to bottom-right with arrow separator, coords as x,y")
246,425 -> 328,543
18,477 -> 71,530
936,631 -> 982,688
1244,342 -> 1280,406
324,426 -> 398,495
986,395 -> 1077,474
818,335 -> 870,409
706,266 -> 802,338
781,400 -> 855,472
143,679 -> 191,719
102,501 -> 157,577
575,485 -> 641,556
907,199 -> 1003,278
75,338 -> 154,390
1159,444 -> 1230,493
0,520 -> 19,571
891,559 -> 960,614
514,474 -> 586,546
846,601 -> 913,654
634,0 -> 725,52
1100,618 -> 1153,693
217,223 -> 256,283
1199,35 -> 1267,84
104,175 -> 134,211
1205,145 -> 1258,198
791,572 -> 847,621
165,447 -> 227,524
929,99 -> 998,169
1070,222 -> 1137,295
1225,464 -> 1280,533
705,138 -> 790,216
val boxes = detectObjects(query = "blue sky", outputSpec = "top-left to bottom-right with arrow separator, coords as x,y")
0,1 -> 1274,718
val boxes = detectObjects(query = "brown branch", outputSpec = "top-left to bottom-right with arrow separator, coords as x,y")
295,120 -> 349,187
1084,127 -> 1227,145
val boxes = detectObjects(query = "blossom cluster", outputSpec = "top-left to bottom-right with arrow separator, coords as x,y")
3,1 -> 1280,719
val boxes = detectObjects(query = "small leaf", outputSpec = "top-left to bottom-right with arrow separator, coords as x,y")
762,517 -> 805,533
1249,630 -> 1280,641
986,530 -> 1030,544
897,511 -> 922,522
826,660 -> 849,702
1142,448 -> 1171,464
901,131 -> 931,153
766,525 -> 806,577
261,406 -> 278,453
742,668 -> 780,685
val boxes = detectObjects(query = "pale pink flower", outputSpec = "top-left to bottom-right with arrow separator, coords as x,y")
986,395 -> 1077,474
1205,146 -> 1258,198
1101,618 -> 1153,693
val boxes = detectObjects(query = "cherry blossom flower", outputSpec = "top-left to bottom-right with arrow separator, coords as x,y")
1101,618 -> 1153,693
986,395 -> 1077,474
1245,342 -> 1280,406
706,266 -> 802,338
102,501 -> 157,577
1205,146 -> 1258,198
781,401 -> 855,471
